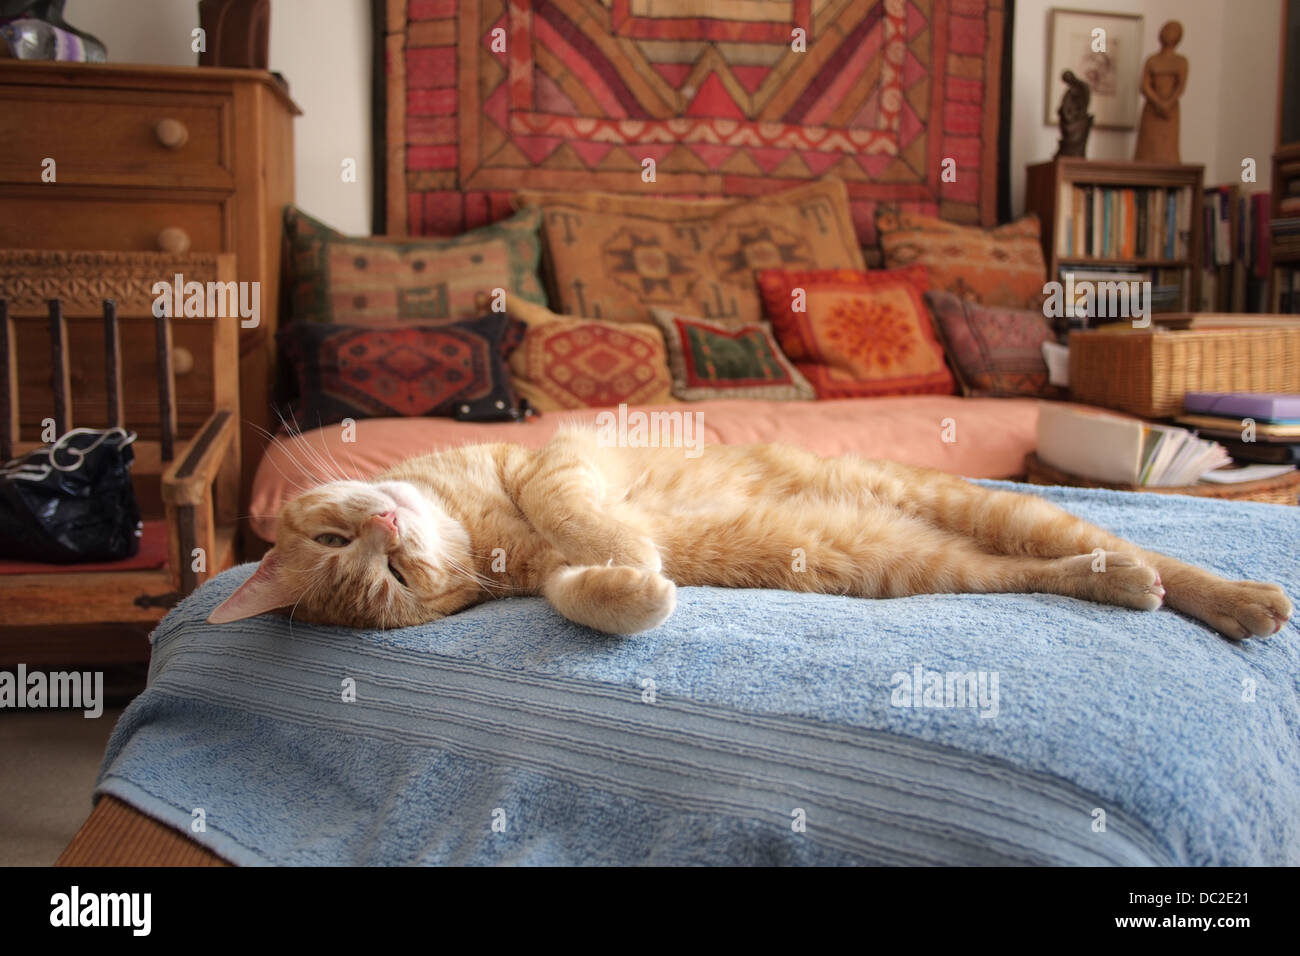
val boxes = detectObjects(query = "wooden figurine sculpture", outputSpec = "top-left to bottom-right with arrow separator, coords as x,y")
1054,70 -> 1093,158
1134,20 -> 1188,163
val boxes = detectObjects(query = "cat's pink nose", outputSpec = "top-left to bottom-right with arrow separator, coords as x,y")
368,510 -> 399,539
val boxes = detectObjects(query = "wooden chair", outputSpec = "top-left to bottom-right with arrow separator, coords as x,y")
0,250 -> 241,650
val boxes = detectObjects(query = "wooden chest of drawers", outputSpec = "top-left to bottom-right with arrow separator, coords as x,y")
0,61 -> 299,551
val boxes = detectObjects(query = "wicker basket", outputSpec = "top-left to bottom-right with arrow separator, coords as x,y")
1025,454 -> 1300,506
1068,328 -> 1300,418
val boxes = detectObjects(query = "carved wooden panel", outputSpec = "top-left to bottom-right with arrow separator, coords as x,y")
0,249 -> 237,444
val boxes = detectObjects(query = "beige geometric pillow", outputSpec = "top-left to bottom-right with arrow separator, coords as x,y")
515,178 -> 865,324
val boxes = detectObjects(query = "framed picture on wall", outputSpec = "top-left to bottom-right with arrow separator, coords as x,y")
1045,9 -> 1144,129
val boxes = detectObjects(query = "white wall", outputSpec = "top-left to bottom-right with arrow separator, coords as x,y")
68,0 -> 373,234
1011,0 -> 1282,215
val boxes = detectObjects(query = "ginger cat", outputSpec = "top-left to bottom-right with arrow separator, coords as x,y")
211,428 -> 1293,640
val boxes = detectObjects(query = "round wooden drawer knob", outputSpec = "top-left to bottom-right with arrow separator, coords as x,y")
173,346 -> 194,377
156,227 -> 191,254
154,118 -> 189,149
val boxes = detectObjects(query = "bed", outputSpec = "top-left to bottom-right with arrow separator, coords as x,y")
79,479 -> 1300,865
61,0 -> 1300,864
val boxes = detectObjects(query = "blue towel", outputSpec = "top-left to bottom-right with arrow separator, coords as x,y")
97,483 -> 1300,865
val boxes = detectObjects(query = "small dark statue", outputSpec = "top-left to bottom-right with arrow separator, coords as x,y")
1054,70 -> 1094,159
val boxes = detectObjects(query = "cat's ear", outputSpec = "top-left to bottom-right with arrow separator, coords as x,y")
207,549 -> 296,624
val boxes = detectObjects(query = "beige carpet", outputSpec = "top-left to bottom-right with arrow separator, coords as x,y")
0,707 -> 124,866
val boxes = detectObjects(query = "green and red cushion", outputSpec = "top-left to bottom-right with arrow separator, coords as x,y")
284,205 -> 548,326
650,308 -> 813,401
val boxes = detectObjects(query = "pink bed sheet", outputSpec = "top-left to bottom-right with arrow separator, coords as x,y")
249,396 -> 1052,542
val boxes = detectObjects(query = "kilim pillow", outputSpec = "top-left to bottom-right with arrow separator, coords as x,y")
515,179 -> 865,324
491,294 -> 675,411
284,205 -> 548,325
923,290 -> 1061,398
277,315 -> 522,427
649,308 -> 814,402
874,208 -> 1048,311
756,266 -> 955,399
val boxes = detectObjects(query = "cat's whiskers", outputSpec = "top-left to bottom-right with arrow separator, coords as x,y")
446,554 -> 509,593
247,422 -> 322,493
287,573 -> 329,635
269,410 -> 346,485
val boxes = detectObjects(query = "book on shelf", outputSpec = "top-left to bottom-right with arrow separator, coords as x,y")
1183,392 -> 1300,422
1198,463 -> 1298,484
1037,403 -> 1230,486
1055,264 -> 1186,320
1175,414 -> 1300,439
1217,438 -> 1300,465
1277,265 -> 1300,313
1057,184 -> 1191,262
1201,186 -> 1271,312
1149,313 -> 1300,329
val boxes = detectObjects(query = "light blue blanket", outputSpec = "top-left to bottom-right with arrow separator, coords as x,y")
97,483 -> 1300,865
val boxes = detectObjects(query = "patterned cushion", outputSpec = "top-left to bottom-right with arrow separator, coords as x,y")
516,179 -> 865,324
923,290 -> 1061,398
277,316 -> 521,427
756,266 -> 955,399
495,295 -> 674,411
649,308 -> 814,402
284,205 -> 547,325
875,208 -> 1047,311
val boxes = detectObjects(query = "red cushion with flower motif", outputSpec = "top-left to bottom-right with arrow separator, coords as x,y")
756,266 -> 955,399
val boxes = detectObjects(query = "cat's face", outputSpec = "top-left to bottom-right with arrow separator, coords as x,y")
209,479 -> 476,628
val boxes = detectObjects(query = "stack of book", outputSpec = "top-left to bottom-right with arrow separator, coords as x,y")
1038,404 -> 1231,487
1175,392 -> 1300,469
1272,218 -> 1300,262
1057,184 -> 1191,260
1058,266 -> 1184,326
1200,185 -> 1271,313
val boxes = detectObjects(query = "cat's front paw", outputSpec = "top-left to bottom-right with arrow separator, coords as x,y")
543,565 -> 676,635
1199,581 -> 1293,640
566,534 -> 662,574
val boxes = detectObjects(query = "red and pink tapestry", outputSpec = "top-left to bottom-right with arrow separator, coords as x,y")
380,0 -> 1009,246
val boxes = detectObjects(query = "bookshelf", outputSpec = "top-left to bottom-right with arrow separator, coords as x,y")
1026,159 -> 1203,321
1201,184 -> 1271,313
1270,142 -> 1300,311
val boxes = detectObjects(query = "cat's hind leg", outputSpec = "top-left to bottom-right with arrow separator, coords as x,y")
809,510 -> 1165,612
864,462 -> 1292,639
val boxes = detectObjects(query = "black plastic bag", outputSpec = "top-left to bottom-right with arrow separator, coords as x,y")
0,427 -> 142,564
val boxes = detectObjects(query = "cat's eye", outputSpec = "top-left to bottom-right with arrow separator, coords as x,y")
388,561 -> 407,587
314,533 -> 350,548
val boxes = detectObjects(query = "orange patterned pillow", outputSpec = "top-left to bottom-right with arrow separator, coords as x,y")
757,266 -> 955,399
874,209 -> 1047,311
499,295 -> 675,411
